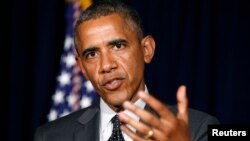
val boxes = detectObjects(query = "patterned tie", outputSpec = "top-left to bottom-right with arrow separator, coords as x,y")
108,115 -> 125,141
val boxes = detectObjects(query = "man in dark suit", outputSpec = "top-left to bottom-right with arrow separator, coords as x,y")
35,0 -> 219,141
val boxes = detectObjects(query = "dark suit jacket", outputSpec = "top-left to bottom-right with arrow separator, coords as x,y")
34,103 -> 219,141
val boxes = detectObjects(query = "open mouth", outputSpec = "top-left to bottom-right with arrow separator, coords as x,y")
102,77 -> 124,91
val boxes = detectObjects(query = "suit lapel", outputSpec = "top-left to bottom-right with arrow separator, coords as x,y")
74,107 -> 100,141
72,100 -> 171,141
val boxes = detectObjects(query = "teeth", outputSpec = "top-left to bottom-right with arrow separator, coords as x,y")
109,79 -> 117,84
103,78 -> 122,90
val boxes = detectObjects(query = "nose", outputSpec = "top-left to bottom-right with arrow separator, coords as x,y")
99,53 -> 117,73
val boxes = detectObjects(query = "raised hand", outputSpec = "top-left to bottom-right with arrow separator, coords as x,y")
118,85 -> 191,141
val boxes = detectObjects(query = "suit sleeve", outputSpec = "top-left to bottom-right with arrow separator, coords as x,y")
192,116 -> 220,141
34,127 -> 44,141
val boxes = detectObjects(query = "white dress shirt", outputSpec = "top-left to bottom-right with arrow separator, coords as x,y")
99,87 -> 148,141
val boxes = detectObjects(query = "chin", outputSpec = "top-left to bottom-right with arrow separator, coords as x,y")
104,90 -> 130,108
106,100 -> 124,111
108,96 -> 127,108
111,98 -> 126,106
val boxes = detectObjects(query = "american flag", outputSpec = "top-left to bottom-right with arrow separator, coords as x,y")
47,0 -> 97,121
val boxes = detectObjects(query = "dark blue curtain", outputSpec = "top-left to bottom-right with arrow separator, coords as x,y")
4,0 -> 65,141
3,0 -> 250,141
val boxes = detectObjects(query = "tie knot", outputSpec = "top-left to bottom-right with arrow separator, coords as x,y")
111,115 -> 121,127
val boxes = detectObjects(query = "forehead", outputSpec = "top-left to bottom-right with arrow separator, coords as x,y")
76,13 -> 136,46
83,14 -> 125,34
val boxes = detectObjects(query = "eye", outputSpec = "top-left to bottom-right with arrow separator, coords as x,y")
114,42 -> 122,48
85,51 -> 97,59
113,42 -> 125,50
109,39 -> 127,50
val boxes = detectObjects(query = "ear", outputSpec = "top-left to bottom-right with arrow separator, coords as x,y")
141,35 -> 155,63
76,56 -> 89,80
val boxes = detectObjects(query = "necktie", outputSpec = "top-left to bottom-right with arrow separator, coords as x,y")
108,115 -> 125,141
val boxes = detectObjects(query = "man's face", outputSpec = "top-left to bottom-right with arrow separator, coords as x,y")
75,14 -> 154,111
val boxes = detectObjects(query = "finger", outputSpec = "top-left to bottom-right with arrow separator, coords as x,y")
137,91 -> 176,123
119,112 -> 150,135
119,113 -> 168,141
176,85 -> 189,123
120,124 -> 144,141
121,101 -> 163,130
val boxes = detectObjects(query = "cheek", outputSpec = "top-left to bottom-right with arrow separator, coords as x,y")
119,51 -> 144,77
84,64 -> 100,85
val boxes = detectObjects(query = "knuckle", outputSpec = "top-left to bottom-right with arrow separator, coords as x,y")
141,126 -> 149,134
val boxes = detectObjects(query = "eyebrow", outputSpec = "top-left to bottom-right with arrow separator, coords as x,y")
81,47 -> 98,57
107,38 -> 128,46
81,38 -> 128,57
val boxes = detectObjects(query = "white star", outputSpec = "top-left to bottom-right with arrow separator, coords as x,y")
67,93 -> 79,106
80,96 -> 93,108
53,90 -> 65,104
59,109 -> 70,118
63,53 -> 76,68
57,71 -> 71,86
64,36 -> 74,50
84,81 -> 94,93
47,109 -> 58,121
